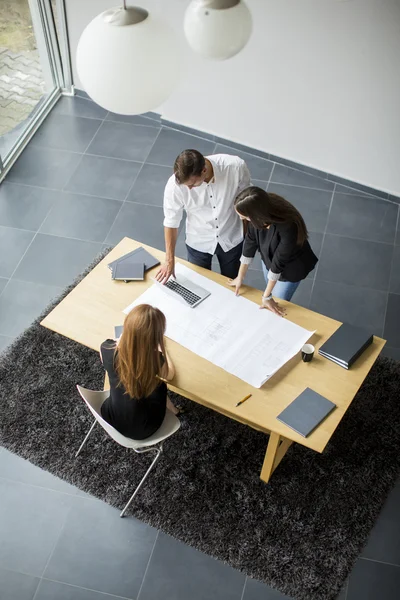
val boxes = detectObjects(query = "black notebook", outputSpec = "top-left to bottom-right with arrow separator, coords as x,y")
108,247 -> 160,273
277,388 -> 336,437
318,323 -> 373,369
112,261 -> 144,281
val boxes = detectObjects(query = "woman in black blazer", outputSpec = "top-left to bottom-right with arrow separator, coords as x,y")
228,186 -> 318,316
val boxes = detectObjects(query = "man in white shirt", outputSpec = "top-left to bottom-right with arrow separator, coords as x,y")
156,149 -> 251,283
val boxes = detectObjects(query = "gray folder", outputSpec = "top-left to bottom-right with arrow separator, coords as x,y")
108,247 -> 160,273
318,323 -> 373,369
277,388 -> 336,437
112,261 -> 144,281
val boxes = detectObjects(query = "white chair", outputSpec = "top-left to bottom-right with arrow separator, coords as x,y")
75,385 -> 181,517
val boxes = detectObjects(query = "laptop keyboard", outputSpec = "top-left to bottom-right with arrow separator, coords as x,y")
165,279 -> 201,306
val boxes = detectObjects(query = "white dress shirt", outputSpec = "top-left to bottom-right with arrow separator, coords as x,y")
163,154 -> 251,254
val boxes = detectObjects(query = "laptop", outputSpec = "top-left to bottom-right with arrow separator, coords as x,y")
154,275 -> 211,308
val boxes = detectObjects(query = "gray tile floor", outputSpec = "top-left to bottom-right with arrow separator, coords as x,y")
0,92 -> 400,600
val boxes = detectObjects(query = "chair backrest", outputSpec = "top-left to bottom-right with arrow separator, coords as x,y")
76,385 -> 142,449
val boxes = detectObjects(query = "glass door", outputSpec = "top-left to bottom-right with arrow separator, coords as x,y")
0,0 -> 70,177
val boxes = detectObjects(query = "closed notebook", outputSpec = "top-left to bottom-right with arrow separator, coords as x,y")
112,261 -> 144,281
277,388 -> 336,437
318,323 -> 373,369
108,247 -> 160,273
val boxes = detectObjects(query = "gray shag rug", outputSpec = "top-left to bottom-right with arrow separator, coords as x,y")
1,250 -> 400,600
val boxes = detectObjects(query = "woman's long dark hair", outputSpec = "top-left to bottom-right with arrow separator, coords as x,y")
234,186 -> 308,245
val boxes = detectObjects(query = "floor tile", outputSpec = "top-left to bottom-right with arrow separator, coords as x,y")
347,559 -> 400,600
327,193 -> 398,244
381,346 -> 400,361
270,164 -> 334,191
362,481 -> 400,566
307,231 -> 323,277
138,532 -> 245,600
146,128 -> 215,167
141,111 -> 161,122
214,143 -> 274,181
269,157 -> 327,180
389,245 -> 400,294
267,183 -> 332,233
243,268 -> 266,291
126,163 -> 172,206
44,497 -> 157,599
0,183 -> 56,231
52,95 -> 107,120
384,294 -> 400,347
0,226 -> 34,278
39,192 -> 122,243
0,450 -> 78,496
13,234 -> 102,287
35,579 -> 128,600
316,235 -> 393,291
87,121 -> 160,162
251,179 -> 268,190
396,222 -> 400,245
0,277 -> 7,294
105,202 -> 165,249
0,566 -> 39,600
242,577 -> 291,599
6,146 -> 82,189
0,479 -> 71,576
162,122 -> 215,141
310,280 -> 387,336
31,113 -> 102,153
248,251 -> 263,271
65,155 -> 141,201
337,581 -> 348,600
0,335 -> 13,352
105,111 -> 161,127
175,237 -> 188,260
328,176 -> 388,200
334,183 -> 376,197
291,278 -> 313,309
0,279 -> 62,337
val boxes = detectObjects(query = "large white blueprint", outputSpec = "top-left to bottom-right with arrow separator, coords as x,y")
123,263 -> 313,388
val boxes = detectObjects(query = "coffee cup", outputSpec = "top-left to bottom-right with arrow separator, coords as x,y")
301,344 -> 314,362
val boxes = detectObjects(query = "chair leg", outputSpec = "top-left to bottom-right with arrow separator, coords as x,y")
75,419 -> 97,457
120,446 -> 163,518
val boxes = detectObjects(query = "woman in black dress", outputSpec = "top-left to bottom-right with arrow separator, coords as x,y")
100,304 -> 179,440
229,186 -> 318,316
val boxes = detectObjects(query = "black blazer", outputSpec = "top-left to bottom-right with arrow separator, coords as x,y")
242,222 -> 318,282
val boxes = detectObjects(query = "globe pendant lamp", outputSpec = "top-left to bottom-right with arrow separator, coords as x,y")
76,2 -> 180,115
184,0 -> 252,60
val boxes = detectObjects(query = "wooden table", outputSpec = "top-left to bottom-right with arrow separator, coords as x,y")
41,238 -> 386,483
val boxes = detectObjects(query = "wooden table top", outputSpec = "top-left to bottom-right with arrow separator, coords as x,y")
41,237 -> 385,453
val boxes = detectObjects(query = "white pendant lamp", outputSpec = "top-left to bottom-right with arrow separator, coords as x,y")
76,3 -> 180,115
184,0 -> 252,60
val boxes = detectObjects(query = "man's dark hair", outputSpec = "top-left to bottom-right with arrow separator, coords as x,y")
174,149 -> 206,184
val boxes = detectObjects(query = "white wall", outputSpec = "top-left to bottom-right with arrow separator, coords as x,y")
66,0 -> 400,196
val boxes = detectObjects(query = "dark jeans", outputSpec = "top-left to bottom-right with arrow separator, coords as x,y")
186,242 -> 243,279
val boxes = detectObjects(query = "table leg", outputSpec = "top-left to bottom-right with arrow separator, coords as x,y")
260,432 -> 293,483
